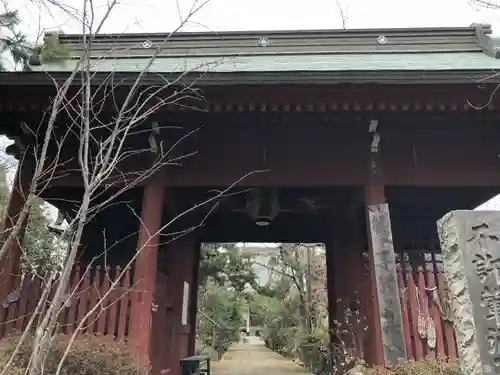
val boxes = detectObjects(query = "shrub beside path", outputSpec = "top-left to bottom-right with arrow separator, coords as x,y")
212,337 -> 313,375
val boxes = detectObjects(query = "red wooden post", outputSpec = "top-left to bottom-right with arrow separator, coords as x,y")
164,236 -> 198,375
22,274 -> 42,336
364,185 -> 386,366
0,161 -> 32,307
16,274 -> 31,332
407,270 -> 424,359
77,267 -> 92,331
417,267 -> 431,359
325,241 -> 338,346
117,266 -> 131,340
341,232 -> 365,359
66,265 -> 81,335
425,264 -> 445,357
106,265 -> 120,337
129,177 -> 165,359
397,266 -> 413,358
97,266 -> 110,334
437,270 -> 458,359
187,241 -> 201,355
87,266 -> 100,333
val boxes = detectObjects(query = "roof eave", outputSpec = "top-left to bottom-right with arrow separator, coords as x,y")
1,70 -> 499,86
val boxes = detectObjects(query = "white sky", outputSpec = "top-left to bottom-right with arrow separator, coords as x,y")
7,0 -> 500,40
4,0 -> 500,212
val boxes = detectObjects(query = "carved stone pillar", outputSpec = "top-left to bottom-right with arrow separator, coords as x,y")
364,185 -> 406,366
437,210 -> 500,375
129,177 -> 165,359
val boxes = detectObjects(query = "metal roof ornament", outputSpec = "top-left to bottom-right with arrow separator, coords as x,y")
473,23 -> 500,59
258,37 -> 269,47
142,39 -> 153,49
377,36 -> 388,45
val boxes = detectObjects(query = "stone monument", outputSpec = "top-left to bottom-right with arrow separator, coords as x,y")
437,210 -> 500,375
367,203 -> 406,365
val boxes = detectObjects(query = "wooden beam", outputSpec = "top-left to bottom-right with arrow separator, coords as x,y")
197,213 -> 333,243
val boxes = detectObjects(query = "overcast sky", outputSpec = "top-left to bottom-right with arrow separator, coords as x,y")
7,0 -> 500,39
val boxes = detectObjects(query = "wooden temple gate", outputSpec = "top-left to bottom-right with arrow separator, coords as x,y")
2,24 -> 500,374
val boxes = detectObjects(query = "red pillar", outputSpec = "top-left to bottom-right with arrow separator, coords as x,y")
165,236 -> 199,375
327,219 -> 365,359
187,241 -> 201,355
0,161 -> 31,305
364,185 -> 385,365
342,233 -> 365,360
129,177 -> 165,360
324,241 -> 337,343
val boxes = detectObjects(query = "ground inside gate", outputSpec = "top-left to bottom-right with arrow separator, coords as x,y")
212,337 -> 314,375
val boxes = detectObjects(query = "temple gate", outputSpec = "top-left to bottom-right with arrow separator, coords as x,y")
1,24 -> 500,374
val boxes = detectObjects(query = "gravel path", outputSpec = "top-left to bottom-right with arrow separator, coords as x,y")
212,337 -> 313,375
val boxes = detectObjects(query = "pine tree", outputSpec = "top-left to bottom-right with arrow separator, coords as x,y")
0,11 -> 30,70
0,10 -> 70,71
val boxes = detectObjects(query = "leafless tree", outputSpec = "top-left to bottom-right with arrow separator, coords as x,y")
262,244 -> 367,373
470,0 -> 500,9
0,1 -> 265,375
335,0 -> 348,30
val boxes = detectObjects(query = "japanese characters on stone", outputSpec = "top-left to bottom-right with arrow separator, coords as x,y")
470,224 -> 500,370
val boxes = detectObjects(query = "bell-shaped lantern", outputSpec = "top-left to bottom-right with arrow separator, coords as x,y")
245,188 -> 280,226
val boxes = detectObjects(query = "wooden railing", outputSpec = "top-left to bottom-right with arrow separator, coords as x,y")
0,265 -> 133,340
396,263 -> 457,360
357,251 -> 457,363
0,257 -> 458,364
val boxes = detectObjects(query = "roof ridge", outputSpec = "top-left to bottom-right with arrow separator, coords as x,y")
32,23 -> 497,64
49,24 -> 492,41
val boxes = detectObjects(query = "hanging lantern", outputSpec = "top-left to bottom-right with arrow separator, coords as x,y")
245,188 -> 280,226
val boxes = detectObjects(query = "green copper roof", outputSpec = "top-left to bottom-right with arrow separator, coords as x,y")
9,24 -> 500,85
35,52 -> 500,73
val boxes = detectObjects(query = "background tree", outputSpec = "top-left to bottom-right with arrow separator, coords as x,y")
196,243 -> 258,356
199,243 -> 258,292
247,244 -> 332,374
471,0 -> 500,8
0,10 -> 30,70
197,279 -> 243,354
0,8 -> 69,71
0,152 -> 63,273
22,200 -> 65,272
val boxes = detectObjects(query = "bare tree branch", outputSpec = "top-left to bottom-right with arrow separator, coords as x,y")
335,0 -> 348,30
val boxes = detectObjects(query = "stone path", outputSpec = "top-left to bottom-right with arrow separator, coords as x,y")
212,337 -> 313,375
